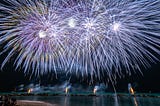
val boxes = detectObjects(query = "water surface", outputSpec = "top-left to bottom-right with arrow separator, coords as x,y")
14,95 -> 160,106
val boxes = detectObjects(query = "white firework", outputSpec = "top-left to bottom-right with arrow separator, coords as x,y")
0,0 -> 159,81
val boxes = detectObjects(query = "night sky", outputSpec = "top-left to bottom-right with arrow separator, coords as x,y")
0,56 -> 160,93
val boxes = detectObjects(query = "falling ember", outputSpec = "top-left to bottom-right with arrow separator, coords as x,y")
27,88 -> 33,94
128,83 -> 135,95
65,87 -> 69,94
93,86 -> 99,94
130,87 -> 135,95
65,85 -> 71,94
128,83 -> 138,105
93,88 -> 97,94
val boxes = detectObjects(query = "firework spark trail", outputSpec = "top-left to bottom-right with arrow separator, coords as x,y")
0,0 -> 68,76
65,0 -> 160,80
0,0 -> 160,81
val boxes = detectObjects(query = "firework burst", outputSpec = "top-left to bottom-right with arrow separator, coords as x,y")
0,0 -> 160,81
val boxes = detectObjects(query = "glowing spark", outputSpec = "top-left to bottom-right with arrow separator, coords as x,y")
68,18 -> 76,28
84,22 -> 94,29
65,85 -> 71,94
130,88 -> 135,95
128,83 -> 135,95
39,30 -> 47,38
65,87 -> 69,94
83,18 -> 95,29
113,23 -> 120,31
27,88 -> 33,94
93,86 -> 99,94
93,88 -> 97,94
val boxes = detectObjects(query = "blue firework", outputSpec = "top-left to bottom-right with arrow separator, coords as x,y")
0,0 -> 159,80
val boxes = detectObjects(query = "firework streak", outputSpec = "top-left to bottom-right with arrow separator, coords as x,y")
0,0 -> 160,80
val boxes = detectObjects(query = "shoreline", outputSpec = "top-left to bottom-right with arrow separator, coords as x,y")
5,93 -> 160,98
17,100 -> 55,106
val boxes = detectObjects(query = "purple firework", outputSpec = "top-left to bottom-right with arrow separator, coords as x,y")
0,0 -> 160,81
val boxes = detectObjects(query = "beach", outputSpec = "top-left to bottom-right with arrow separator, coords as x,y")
17,100 -> 55,106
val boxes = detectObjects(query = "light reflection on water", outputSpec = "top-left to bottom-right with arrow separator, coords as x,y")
14,95 -> 160,106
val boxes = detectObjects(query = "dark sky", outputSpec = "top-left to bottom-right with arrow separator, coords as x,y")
0,59 -> 160,93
